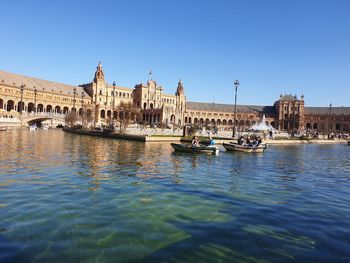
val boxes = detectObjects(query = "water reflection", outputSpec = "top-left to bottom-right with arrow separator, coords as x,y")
0,129 -> 350,262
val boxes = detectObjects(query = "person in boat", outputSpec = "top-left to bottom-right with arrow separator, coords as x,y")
252,136 -> 261,146
208,135 -> 215,146
192,136 -> 200,147
238,136 -> 244,145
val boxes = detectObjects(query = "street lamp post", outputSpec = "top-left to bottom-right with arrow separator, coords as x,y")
73,87 -> 77,112
232,80 -> 240,138
34,87 -> 37,114
20,84 -> 25,115
81,91 -> 85,127
112,81 -> 116,131
328,103 -> 332,138
341,106 -> 344,134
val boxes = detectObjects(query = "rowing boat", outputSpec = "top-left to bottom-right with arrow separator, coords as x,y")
171,143 -> 219,155
222,142 -> 265,153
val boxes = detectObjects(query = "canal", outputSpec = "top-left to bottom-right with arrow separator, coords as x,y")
0,129 -> 349,262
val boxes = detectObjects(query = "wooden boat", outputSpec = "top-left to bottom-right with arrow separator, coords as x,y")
0,127 -> 7,131
222,142 -> 265,153
171,143 -> 219,155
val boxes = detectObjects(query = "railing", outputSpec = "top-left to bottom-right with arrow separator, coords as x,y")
22,112 -> 66,118
0,116 -> 20,122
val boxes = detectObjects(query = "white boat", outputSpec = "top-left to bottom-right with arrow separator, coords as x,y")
29,124 -> 37,131
171,143 -> 219,155
222,142 -> 266,153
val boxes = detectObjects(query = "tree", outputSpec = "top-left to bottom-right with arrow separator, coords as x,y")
115,102 -> 140,133
64,112 -> 79,127
84,106 -> 95,129
188,124 -> 202,137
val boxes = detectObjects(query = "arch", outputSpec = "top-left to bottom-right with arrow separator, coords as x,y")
170,115 -> 175,123
185,117 -> 188,123
188,117 -> 192,124
211,119 -> 215,125
55,105 -> 61,113
37,104 -> 44,112
271,121 -> 276,128
205,118 -> 210,125
194,118 -> 198,124
86,109 -> 92,117
228,120 -> 233,126
306,123 -> 312,129
216,119 -> 221,125
107,110 -> 111,118
7,100 -> 14,111
78,108 -> 83,116
143,102 -> 147,109
313,123 -> 318,129
113,111 -> 118,119
336,123 -> 341,131
150,103 -> 154,109
63,107 -> 69,114
46,105 -> 53,112
223,119 -> 227,125
28,102 -> 35,113
245,120 -> 251,127
0,98 -> 3,110
239,120 -> 245,127
100,110 -> 105,118
119,111 -> 124,119
17,101 -> 25,112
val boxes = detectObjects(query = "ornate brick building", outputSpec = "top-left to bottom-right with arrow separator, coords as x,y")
0,62 -> 349,133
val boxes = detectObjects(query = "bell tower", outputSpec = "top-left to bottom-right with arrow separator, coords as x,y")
175,79 -> 186,125
92,62 -> 107,124
92,61 -> 107,104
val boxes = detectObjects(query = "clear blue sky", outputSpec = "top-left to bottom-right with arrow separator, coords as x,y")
0,0 -> 349,107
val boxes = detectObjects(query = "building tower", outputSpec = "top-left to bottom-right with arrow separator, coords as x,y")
175,79 -> 186,125
92,62 -> 107,123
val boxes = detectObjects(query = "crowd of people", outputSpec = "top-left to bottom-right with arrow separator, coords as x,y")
237,135 -> 263,147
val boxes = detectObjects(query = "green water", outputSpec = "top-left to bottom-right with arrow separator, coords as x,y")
0,129 -> 349,262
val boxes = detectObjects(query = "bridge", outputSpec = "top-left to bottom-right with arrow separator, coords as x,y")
20,112 -> 66,126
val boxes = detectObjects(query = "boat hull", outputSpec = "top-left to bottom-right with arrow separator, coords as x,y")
0,127 -> 7,131
171,143 -> 219,155
223,142 -> 265,153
